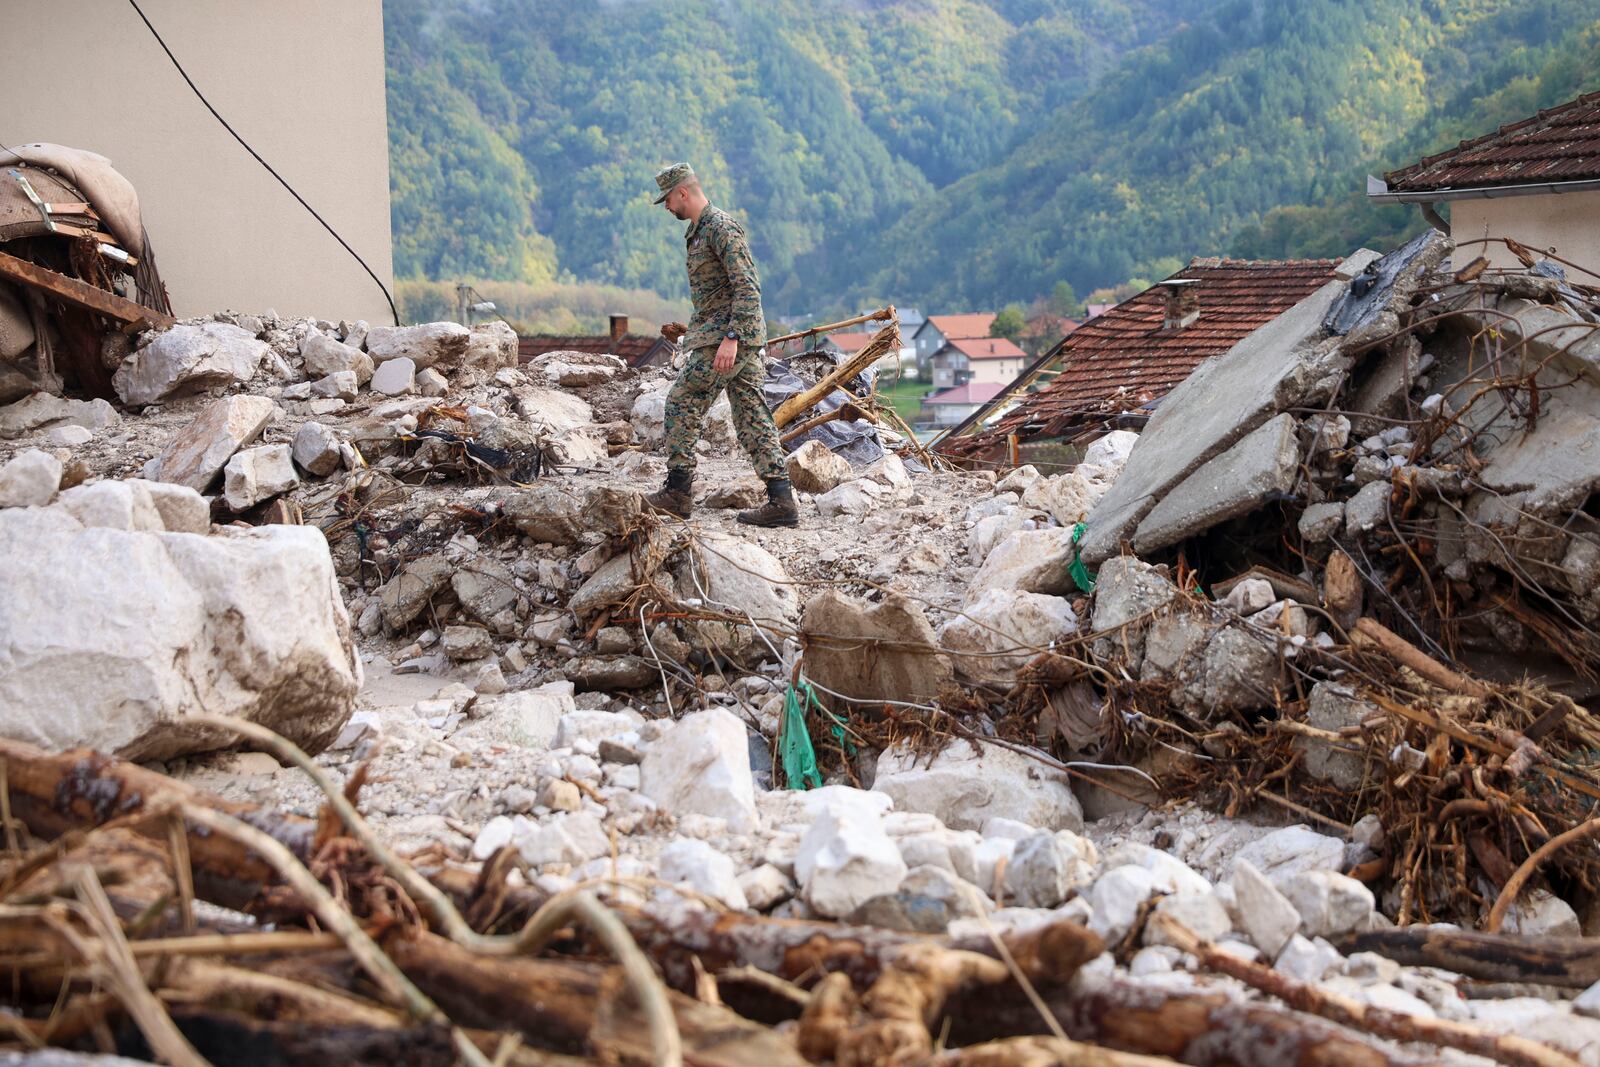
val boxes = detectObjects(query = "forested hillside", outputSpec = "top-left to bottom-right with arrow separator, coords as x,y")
385,0 -> 1600,318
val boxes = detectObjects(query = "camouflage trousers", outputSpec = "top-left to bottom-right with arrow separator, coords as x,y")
664,342 -> 785,480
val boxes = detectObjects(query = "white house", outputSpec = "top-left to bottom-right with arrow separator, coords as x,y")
929,335 -> 1026,390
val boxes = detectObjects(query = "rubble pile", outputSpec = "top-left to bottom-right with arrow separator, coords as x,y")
6,263 -> 1600,1065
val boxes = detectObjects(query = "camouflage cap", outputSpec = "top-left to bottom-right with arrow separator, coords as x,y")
652,162 -> 696,204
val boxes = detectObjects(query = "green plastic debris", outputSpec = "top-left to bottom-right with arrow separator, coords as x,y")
1069,522 -> 1097,593
780,681 -> 823,790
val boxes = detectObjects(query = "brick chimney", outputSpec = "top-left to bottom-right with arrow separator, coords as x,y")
1160,280 -> 1201,330
609,314 -> 628,345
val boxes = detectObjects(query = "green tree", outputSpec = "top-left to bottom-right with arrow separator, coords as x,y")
1048,281 -> 1080,317
991,303 -> 1027,340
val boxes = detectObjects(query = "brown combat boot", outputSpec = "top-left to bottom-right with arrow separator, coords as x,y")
737,478 -> 800,528
645,470 -> 693,519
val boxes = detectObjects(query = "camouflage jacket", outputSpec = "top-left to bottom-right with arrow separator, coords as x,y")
682,204 -> 766,350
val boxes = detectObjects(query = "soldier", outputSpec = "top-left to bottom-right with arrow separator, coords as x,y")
644,163 -> 798,528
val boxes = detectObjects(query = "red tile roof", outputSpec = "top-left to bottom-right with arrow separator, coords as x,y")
926,313 -> 997,339
945,336 -> 1025,361
828,331 -> 876,353
941,258 -> 1340,454
925,381 -> 1007,406
1385,91 -> 1600,192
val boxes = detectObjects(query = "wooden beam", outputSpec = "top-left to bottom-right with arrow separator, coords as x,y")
0,250 -> 174,331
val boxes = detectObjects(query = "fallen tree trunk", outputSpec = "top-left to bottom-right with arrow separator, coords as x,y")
772,322 -> 899,428
1338,926 -> 1600,989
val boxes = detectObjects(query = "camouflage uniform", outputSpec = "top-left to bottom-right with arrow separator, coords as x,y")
662,203 -> 785,479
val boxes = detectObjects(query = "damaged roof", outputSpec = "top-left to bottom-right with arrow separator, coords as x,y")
942,258 -> 1340,453
1384,90 -> 1600,192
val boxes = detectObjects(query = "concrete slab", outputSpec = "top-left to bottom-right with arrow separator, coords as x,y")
1131,413 -> 1302,553
1080,283 -> 1346,564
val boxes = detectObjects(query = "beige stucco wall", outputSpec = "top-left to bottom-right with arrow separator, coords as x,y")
2,0 -> 394,323
970,358 -> 1023,385
1450,189 -> 1600,285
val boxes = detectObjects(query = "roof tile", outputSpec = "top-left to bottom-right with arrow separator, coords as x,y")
1385,91 -> 1600,192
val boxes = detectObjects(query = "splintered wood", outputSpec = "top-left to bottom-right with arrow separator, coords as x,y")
0,729 -> 1589,1066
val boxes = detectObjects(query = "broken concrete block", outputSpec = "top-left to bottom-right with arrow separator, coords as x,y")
1132,413 -> 1302,554
873,742 -> 1082,833
1298,501 -> 1345,542
0,449 -> 61,508
0,511 -> 359,760
452,555 -> 519,624
58,480 -> 164,532
640,707 -> 758,833
223,444 -> 300,512
311,371 -> 358,400
1089,556 -> 1178,669
1344,479 -> 1391,534
1080,255 -> 1373,565
365,321 -> 470,370
786,439 -> 853,494
1296,682 -> 1376,790
938,588 -> 1077,684
114,321 -> 268,405
146,395 -> 275,491
300,329 -> 374,383
291,421 -> 343,477
967,526 -> 1078,602
801,590 -> 951,709
370,356 -> 416,396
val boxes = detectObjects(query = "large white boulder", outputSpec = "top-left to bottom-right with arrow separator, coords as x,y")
1083,431 -> 1139,470
640,707 -> 757,833
0,506 -> 360,760
873,742 -> 1082,833
939,588 -> 1078,683
465,321 -> 519,371
0,393 -> 118,440
223,444 -> 300,511
796,802 -> 908,918
675,531 -> 798,662
1020,462 -> 1119,526
144,395 -> 275,491
114,322 -> 268,405
659,838 -> 749,910
300,329 -> 374,384
365,321 -> 470,370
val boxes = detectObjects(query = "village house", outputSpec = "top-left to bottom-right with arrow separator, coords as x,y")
910,312 -> 994,379
928,335 -> 1026,390
1368,90 -> 1600,283
917,380 -> 1006,429
936,257 -> 1347,460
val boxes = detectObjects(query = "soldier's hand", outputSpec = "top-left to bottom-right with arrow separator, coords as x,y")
661,321 -> 686,342
713,336 -> 738,372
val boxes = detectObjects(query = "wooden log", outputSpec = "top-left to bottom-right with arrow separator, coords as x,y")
766,306 -> 894,349
0,249 -> 175,331
920,1036 -> 1182,1066
1352,617 -> 1491,698
1337,926 -> 1600,989
772,322 -> 899,428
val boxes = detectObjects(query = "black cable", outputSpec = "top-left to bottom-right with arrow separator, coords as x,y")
124,0 -> 400,326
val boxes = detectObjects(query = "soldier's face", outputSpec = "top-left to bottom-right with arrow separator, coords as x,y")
664,187 -> 690,220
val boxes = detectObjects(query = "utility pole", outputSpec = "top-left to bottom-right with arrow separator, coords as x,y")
455,282 -> 471,326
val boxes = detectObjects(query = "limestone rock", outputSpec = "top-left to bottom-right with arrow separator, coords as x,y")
1089,556 -> 1178,669
785,439 -> 853,494
365,321 -> 470,370
874,742 -> 1082,833
291,421 -> 342,477
967,527 -> 1077,601
465,321 -> 519,371
566,655 -> 658,691
300,329 -> 373,383
675,531 -> 798,663
442,625 -> 493,661
114,322 -> 267,405
370,356 -> 416,396
1281,870 -> 1376,939
0,510 -> 359,760
1297,683 -> 1376,790
1500,889 -> 1581,938
1276,934 -> 1343,982
416,367 -> 449,397
378,554 -> 452,631
1146,890 -> 1233,947
1084,430 -> 1139,468
518,386 -> 595,435
146,395 -> 275,491
849,865 -> 987,933
452,555 -> 519,624
137,480 -> 210,534
501,484 -> 584,544
640,707 -> 757,833
1003,830 -> 1098,908
1231,859 -> 1301,959
1233,825 -> 1346,886
796,803 -> 908,919
223,444 -> 299,511
57,480 -> 163,531
815,480 -> 880,519
739,864 -> 797,911
1021,463 -> 1119,526
514,812 -> 608,867
659,838 -> 748,910
311,371 -> 358,400
801,590 -> 951,710
0,449 -> 61,508
1089,864 -> 1158,941
939,588 -> 1077,683
0,393 -> 118,440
